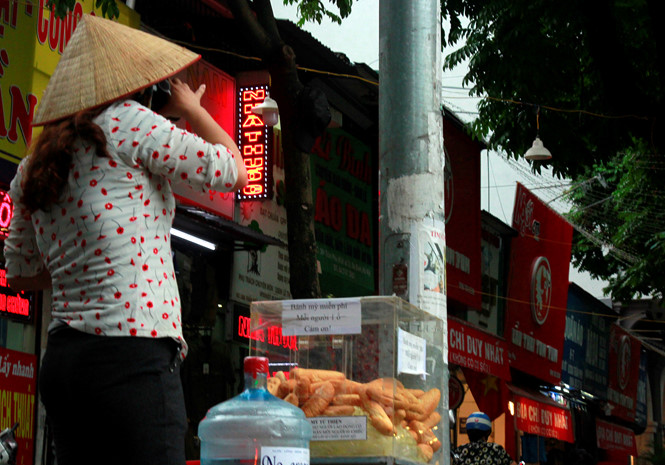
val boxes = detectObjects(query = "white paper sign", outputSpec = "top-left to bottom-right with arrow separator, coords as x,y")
309,416 -> 367,441
397,328 -> 427,377
261,447 -> 309,465
281,298 -> 361,336
409,219 -> 447,319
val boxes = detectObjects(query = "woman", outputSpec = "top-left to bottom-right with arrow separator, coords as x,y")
453,412 -> 515,465
3,14 -> 247,465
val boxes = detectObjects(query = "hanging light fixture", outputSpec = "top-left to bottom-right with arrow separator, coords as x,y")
525,107 -> 552,161
251,92 -> 279,127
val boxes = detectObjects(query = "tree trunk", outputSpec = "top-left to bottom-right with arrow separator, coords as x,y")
227,0 -> 321,299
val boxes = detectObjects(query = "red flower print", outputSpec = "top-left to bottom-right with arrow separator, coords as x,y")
129,284 -> 138,289
130,328 -> 137,336
125,302 -> 131,309
83,264 -> 89,272
162,313 -> 169,319
111,126 -> 119,133
107,269 -> 115,276
61,208 -> 67,216
95,328 -> 102,335
131,127 -> 140,132
131,237 -> 137,244
117,227 -> 124,234
132,141 -> 139,147
51,233 -> 56,240
179,155 -> 187,160
127,172 -> 133,179
225,183 -> 232,188
151,330 -> 157,337
95,312 -> 101,320
90,179 -> 97,187
215,170 -> 221,177
109,160 -> 118,167
105,203 -> 113,210
101,188 -> 107,195
142,264 -> 149,271
172,322 -> 177,329
105,257 -> 112,264
197,150 -> 204,158
118,322 -> 122,330
152,151 -> 159,159
180,173 -> 188,180
81,239 -> 87,248
153,248 -> 159,254
74,171 -> 80,179
94,248 -> 102,256
144,199 -> 150,206
147,301 -> 153,308
196,167 -> 203,174
163,155 -> 170,162
114,292 -> 122,299
77,200 -> 83,208
129,216 -> 137,222
127,317 -> 136,323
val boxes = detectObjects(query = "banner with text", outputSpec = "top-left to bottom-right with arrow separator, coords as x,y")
443,118 -> 482,309
606,324 -> 641,423
0,0 -> 139,165
505,183 -> 572,385
310,129 -> 375,297
0,347 -> 37,465
596,419 -> 637,456
512,390 -> 574,442
448,318 -> 510,380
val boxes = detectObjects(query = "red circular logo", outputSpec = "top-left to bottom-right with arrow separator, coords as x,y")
530,256 -> 552,326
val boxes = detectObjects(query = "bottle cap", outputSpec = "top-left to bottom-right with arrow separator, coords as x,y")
244,356 -> 269,378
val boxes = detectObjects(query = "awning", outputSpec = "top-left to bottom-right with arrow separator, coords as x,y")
596,418 -> 638,456
508,384 -> 574,442
173,205 -> 286,252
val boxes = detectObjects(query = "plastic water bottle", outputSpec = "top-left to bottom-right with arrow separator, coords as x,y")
199,356 -> 313,465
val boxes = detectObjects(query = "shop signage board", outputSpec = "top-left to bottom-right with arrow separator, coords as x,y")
231,129 -> 291,304
1,188 -> 13,240
596,419 -> 637,456
310,129 -> 375,297
0,347 -> 37,465
448,318 -> 510,380
505,183 -> 572,385
442,118 -> 482,309
512,391 -> 574,442
606,324 -> 641,422
0,0 -> 139,166
582,311 -> 610,395
172,60 -> 237,219
0,264 -> 34,323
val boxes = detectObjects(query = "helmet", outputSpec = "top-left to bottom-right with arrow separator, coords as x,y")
466,412 -> 491,431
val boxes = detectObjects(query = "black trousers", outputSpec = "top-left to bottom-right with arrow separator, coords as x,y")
39,327 -> 187,465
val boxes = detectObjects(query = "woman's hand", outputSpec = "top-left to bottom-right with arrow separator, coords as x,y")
158,78 -> 206,120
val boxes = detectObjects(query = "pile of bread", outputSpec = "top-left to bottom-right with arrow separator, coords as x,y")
268,367 -> 442,461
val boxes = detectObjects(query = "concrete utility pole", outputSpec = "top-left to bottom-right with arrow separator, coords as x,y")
379,0 -> 450,460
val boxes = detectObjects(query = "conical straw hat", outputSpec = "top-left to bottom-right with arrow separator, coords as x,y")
32,14 -> 200,126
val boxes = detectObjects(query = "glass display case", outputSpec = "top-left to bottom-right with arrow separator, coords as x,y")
249,296 -> 446,465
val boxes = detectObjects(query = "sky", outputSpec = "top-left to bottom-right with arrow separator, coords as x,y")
271,1 -> 609,299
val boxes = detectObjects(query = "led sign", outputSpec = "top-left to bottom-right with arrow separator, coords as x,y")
237,85 -> 272,200
0,189 -> 13,241
236,315 -> 297,351
0,268 -> 33,323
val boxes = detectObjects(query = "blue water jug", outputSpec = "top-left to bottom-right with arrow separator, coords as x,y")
199,357 -> 313,465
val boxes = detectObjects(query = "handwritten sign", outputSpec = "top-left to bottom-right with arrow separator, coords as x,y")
281,298 -> 361,336
397,328 -> 427,378
309,416 -> 367,441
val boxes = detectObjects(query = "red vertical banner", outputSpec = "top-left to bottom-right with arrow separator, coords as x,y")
606,324 -> 641,422
0,347 -> 37,465
504,183 -> 572,385
443,118 -> 482,309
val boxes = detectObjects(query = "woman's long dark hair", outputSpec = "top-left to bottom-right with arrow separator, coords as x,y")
21,108 -> 110,213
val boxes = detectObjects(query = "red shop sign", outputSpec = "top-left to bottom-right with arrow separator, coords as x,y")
512,391 -> 574,442
448,318 -> 510,380
596,419 -> 637,456
0,347 -> 37,465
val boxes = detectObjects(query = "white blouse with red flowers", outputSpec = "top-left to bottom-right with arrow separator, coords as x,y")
3,100 -> 239,357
